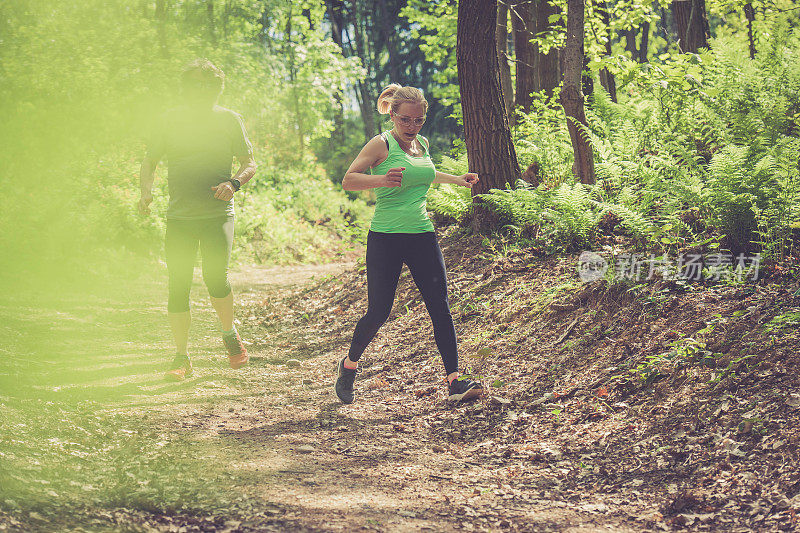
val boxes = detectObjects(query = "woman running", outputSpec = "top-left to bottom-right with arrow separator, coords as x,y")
335,84 -> 482,404
139,59 -> 255,380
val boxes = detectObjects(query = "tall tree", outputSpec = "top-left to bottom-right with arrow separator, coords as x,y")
596,0 -> 617,102
513,0 -> 537,112
672,0 -> 710,53
378,0 -> 402,82
560,0 -> 595,184
325,0 -> 349,148
155,0 -> 169,58
326,0 -> 458,143
536,0 -> 561,97
621,23 -> 650,63
513,0 -> 561,112
496,1 -> 514,124
639,19 -> 651,62
744,2 -> 756,59
457,0 -> 522,230
206,0 -> 216,46
349,0 -> 378,140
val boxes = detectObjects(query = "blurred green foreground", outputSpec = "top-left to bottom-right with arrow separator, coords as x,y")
0,1 -> 369,526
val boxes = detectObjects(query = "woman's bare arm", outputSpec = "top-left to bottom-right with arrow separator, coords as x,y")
433,171 -> 479,187
342,136 -> 403,191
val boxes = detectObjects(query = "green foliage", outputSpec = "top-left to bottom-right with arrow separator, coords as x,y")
399,1 -> 459,121
0,0 -> 368,284
236,165 -> 371,264
632,322 -> 722,384
0,400 -> 238,518
513,92 -> 575,187
544,183 -> 603,250
703,145 -> 777,252
427,185 -> 473,224
460,25 -> 800,263
596,200 -> 655,239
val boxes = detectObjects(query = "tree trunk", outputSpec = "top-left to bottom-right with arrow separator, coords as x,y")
560,0 -> 595,184
326,0 -> 349,153
638,20 -> 650,62
744,3 -> 756,59
222,0 -> 230,40
622,28 -> 638,59
155,0 -> 169,58
497,1 -> 515,125
621,21 -> 650,63
206,0 -> 216,47
355,82 -> 377,140
672,0 -> 710,53
285,8 -> 305,154
513,0 -> 561,111
597,0 -> 617,102
537,0 -> 562,97
457,0 -> 522,231
512,0 -> 536,112
379,0 -> 402,82
350,0 -> 378,141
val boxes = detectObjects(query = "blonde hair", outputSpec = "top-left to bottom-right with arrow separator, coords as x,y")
376,84 -> 428,115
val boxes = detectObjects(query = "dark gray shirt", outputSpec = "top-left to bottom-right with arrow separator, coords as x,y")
147,105 -> 253,220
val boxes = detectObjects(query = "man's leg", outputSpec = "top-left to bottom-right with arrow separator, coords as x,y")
200,217 -> 246,368
165,219 -> 200,379
200,217 -> 235,329
209,292 -> 233,331
169,311 -> 191,355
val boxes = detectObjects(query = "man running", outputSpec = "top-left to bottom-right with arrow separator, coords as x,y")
138,58 -> 256,380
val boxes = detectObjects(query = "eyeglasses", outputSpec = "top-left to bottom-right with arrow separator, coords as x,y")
395,114 -> 426,127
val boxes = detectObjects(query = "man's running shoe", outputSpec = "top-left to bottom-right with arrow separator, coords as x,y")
165,354 -> 193,381
335,357 -> 357,404
223,331 -> 249,369
448,376 -> 483,402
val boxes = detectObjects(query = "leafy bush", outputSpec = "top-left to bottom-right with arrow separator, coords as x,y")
452,26 -> 800,262
0,1 -> 368,284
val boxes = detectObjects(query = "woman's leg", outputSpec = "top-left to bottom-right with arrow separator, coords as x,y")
347,231 -> 404,364
404,232 -> 459,377
165,219 -> 201,356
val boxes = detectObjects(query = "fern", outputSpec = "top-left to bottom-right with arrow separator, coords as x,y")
476,29 -> 800,260
595,202 -> 654,239
427,184 -> 472,223
703,144 -> 783,253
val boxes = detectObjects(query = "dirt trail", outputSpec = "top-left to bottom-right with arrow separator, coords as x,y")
6,242 -> 800,532
110,262 -> 643,533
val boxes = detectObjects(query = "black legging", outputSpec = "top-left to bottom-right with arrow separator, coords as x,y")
165,216 -> 233,313
347,231 -> 458,375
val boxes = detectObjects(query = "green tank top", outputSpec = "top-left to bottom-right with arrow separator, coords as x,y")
369,131 -> 436,233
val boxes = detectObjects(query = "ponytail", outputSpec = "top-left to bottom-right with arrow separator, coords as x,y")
376,84 -> 428,114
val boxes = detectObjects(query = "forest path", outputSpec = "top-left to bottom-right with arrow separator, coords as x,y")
1,262 -> 641,532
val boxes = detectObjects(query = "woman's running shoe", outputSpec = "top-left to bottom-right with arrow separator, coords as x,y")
165,354 -> 193,381
223,331 -> 249,369
448,376 -> 483,402
335,357 -> 358,404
